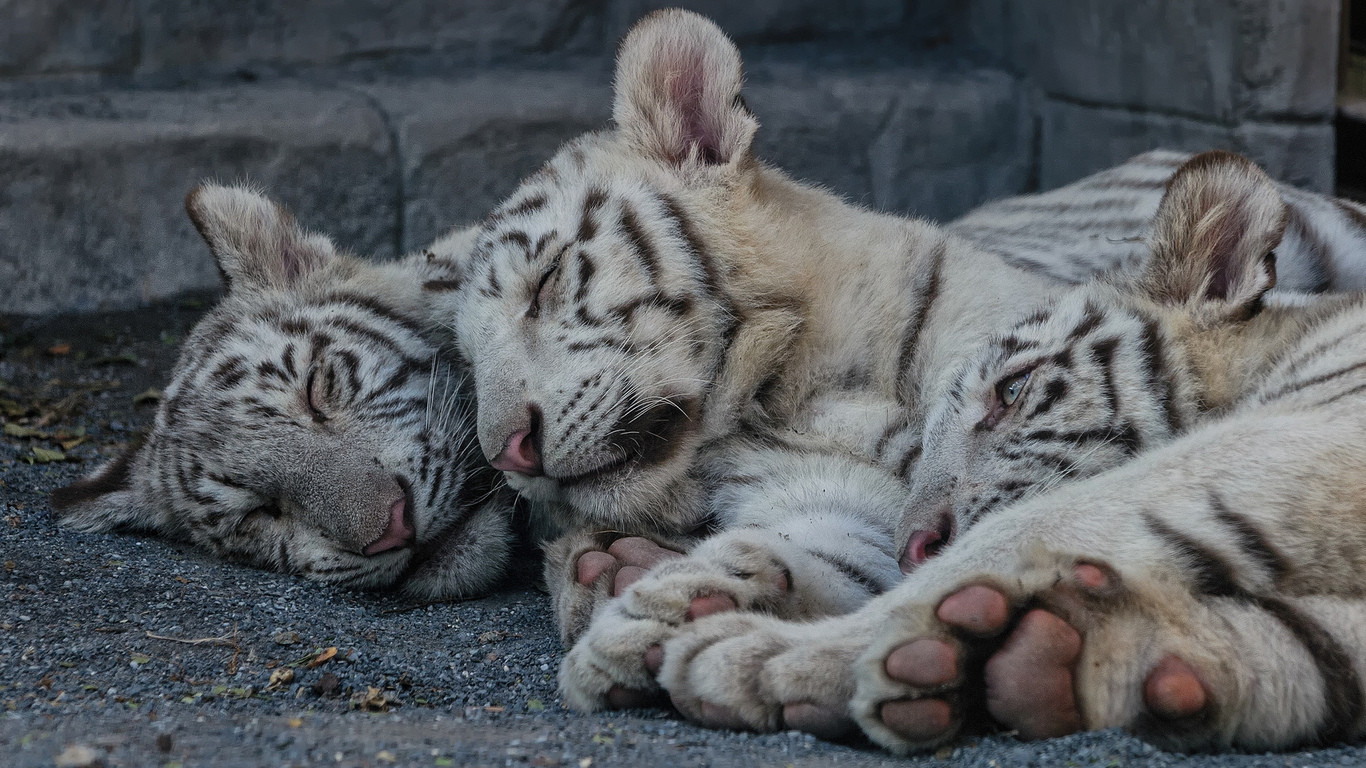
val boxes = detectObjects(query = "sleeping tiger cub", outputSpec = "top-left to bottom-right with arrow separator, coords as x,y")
621,151 -> 1366,752
426,7 -> 1366,714
52,184 -> 516,600
430,5 -> 1366,707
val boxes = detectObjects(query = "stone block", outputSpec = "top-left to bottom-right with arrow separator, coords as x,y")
0,0 -> 138,76
1000,0 -> 1338,122
137,0 -> 608,75
1038,98 -> 1334,193
0,86 -> 396,315
608,0 -> 916,44
747,64 -> 1034,222
365,72 -> 613,251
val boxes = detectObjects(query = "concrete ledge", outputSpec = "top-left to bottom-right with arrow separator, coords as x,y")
365,72 -> 614,252
0,0 -> 138,77
748,63 -> 1033,221
1038,98 -> 1334,193
993,0 -> 1338,123
136,0 -> 609,75
0,86 -> 396,314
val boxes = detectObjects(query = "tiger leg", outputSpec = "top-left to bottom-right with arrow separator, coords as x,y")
558,446 -> 908,713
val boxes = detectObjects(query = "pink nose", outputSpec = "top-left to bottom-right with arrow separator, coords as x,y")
363,498 -> 413,556
899,529 -> 942,574
490,429 -> 543,476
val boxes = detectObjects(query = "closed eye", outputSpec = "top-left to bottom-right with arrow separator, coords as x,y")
306,368 -> 329,423
528,258 -> 562,319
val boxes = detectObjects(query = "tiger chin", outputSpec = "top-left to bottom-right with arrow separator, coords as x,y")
51,183 -> 516,602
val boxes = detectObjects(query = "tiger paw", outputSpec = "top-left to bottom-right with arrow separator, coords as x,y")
544,531 -> 688,644
558,532 -> 798,712
655,610 -> 869,739
852,562 -> 1220,754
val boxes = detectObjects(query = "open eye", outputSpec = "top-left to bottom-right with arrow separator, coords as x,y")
305,368 -> 329,423
997,370 -> 1031,407
527,258 -> 562,319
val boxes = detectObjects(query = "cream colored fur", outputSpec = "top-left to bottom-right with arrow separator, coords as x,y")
636,153 -> 1366,753
430,9 -> 1366,736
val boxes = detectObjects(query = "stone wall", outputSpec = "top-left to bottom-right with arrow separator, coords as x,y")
0,0 -> 1340,314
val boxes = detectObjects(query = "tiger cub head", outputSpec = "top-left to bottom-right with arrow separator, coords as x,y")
899,150 -> 1287,571
433,10 -> 772,530
53,184 -> 514,599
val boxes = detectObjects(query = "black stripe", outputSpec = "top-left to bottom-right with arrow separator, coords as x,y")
1142,511 -> 1240,597
808,550 -> 885,595
574,250 -> 597,303
1068,302 -> 1105,340
423,279 -> 462,292
1208,490 -> 1290,583
578,189 -> 608,243
1253,596 -> 1363,743
1137,313 -> 1183,433
504,193 -> 547,219
1028,378 -> 1069,418
896,238 -> 947,404
620,202 -> 662,288
1090,337 -> 1121,416
1262,360 -> 1366,402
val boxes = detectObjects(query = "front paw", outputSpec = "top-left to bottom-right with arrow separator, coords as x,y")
558,536 -> 796,712
657,611 -> 866,739
544,531 -> 686,644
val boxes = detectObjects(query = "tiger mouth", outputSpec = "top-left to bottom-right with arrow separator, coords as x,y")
550,398 -> 699,488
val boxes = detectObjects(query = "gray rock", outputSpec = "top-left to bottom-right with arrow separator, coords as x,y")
747,64 -> 1034,222
364,72 -> 613,252
1037,98 -> 1333,193
996,0 -> 1338,122
609,0 -> 918,44
136,0 -> 609,75
0,0 -> 137,77
0,85 -> 396,315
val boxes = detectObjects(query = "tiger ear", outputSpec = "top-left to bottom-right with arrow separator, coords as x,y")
185,183 -> 339,293
50,446 -> 168,535
1139,151 -> 1286,319
613,9 -> 758,169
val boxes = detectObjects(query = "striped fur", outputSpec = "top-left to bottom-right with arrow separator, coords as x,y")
636,152 -> 1366,753
427,11 -> 1366,716
52,185 -> 515,601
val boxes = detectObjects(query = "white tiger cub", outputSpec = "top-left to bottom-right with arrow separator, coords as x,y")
432,8 -> 1366,713
632,151 -> 1366,753
53,184 -> 516,600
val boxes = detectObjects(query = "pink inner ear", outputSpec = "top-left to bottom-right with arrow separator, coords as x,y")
1205,199 -> 1251,301
280,239 -> 319,284
667,50 -> 723,165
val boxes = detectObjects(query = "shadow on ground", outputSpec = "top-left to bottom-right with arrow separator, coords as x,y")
2,298 -> 1363,767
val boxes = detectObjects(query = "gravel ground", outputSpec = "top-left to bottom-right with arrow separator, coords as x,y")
3,299 -> 1365,767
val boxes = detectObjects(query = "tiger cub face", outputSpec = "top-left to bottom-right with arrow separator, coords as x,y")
438,10 -> 757,529
53,185 -> 513,599
899,151 -> 1286,571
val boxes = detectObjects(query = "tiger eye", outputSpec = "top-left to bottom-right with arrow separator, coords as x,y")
999,371 -> 1030,406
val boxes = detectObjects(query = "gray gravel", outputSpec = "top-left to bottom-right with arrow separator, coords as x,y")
3,298 -> 1366,767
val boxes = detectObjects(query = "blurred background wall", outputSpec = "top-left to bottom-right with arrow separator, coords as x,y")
0,0 -> 1344,315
